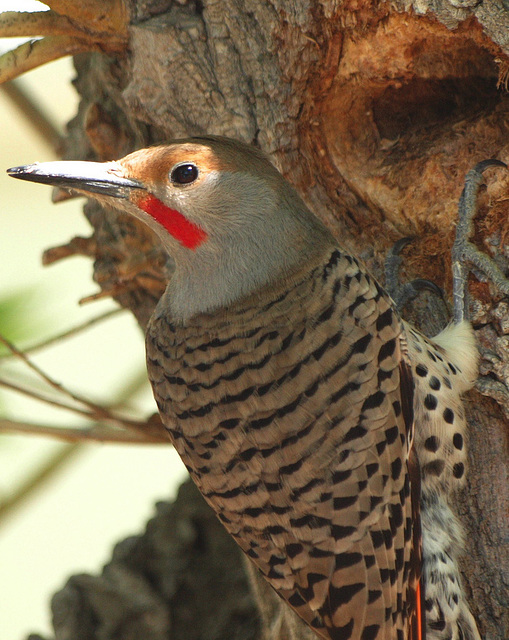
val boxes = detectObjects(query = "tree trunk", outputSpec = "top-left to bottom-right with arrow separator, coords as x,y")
30,1 -> 509,638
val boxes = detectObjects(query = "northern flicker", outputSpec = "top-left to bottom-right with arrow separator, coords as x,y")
8,137 -> 495,640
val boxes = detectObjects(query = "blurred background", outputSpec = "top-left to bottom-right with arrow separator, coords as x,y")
0,3 -> 186,638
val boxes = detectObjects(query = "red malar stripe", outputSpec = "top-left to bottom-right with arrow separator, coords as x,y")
139,194 -> 207,250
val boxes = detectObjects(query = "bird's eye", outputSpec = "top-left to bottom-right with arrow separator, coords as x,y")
170,163 -> 199,185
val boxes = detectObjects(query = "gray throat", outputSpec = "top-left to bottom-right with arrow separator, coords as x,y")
161,220 -> 334,323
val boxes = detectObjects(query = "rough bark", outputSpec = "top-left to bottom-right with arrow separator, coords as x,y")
31,1 -> 509,638
28,480 -> 260,640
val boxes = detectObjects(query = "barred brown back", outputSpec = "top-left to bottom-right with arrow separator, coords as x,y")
146,247 -> 418,640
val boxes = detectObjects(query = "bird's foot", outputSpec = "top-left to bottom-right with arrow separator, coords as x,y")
385,237 -> 448,318
451,159 -> 509,323
450,160 -> 509,411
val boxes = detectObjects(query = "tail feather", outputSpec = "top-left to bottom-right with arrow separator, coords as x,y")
420,490 -> 481,640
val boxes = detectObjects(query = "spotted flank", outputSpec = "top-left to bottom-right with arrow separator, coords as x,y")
405,321 -> 480,640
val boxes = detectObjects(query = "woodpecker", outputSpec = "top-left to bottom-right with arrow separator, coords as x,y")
8,137 -> 486,640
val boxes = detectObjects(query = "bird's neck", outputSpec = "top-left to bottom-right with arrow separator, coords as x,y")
160,212 -> 335,323
161,235 -> 335,323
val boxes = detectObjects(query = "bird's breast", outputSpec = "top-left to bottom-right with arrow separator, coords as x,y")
145,249 -> 407,534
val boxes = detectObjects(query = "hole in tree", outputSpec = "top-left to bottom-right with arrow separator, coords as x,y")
373,75 -> 500,141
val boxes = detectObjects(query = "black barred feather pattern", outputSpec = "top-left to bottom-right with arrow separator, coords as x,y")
147,248 -> 419,640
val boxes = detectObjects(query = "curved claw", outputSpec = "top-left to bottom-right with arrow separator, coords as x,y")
387,236 -> 415,258
472,159 -> 507,174
409,278 -> 444,299
385,238 -> 445,311
391,279 -> 445,312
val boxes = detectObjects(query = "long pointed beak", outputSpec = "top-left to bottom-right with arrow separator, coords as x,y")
7,161 -> 144,198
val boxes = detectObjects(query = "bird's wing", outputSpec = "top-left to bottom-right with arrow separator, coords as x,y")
238,259 -> 421,640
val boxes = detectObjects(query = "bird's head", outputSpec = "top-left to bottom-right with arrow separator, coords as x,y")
7,136 -> 332,320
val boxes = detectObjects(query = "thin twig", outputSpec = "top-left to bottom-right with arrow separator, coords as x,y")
0,332 -> 163,438
0,36 -> 99,85
0,376 -> 148,432
0,375 -> 99,417
110,370 -> 151,411
0,309 -> 123,360
0,11 -> 83,40
0,332 -> 126,423
1,78 -> 62,149
0,442 -> 82,522
0,418 -> 167,444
